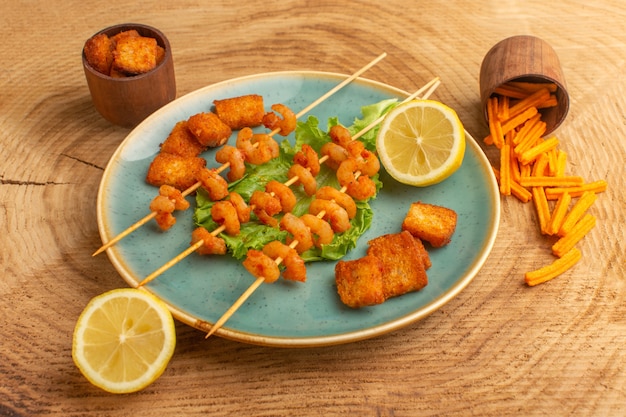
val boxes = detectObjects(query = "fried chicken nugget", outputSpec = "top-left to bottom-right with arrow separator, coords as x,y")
402,202 -> 458,247
187,112 -> 232,148
83,33 -> 114,75
335,255 -> 386,308
160,121 -> 206,157
213,94 -> 265,130
113,35 -> 158,75
145,152 -> 206,190
367,231 -> 428,299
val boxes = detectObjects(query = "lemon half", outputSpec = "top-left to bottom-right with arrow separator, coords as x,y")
72,288 -> 176,394
376,99 -> 466,187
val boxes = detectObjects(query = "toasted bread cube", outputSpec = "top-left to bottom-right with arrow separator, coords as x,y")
84,33 -> 114,75
367,231 -> 428,299
402,202 -> 457,247
145,152 -> 206,190
187,112 -> 232,148
113,35 -> 158,75
160,121 -> 206,157
110,29 -> 140,45
213,94 -> 265,130
335,255 -> 385,308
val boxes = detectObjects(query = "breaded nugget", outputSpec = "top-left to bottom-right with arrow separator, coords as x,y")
402,202 -> 457,247
113,35 -> 158,75
213,94 -> 265,130
412,235 -> 431,270
160,121 -> 206,157
335,255 -> 386,308
187,112 -> 232,147
145,152 -> 206,190
84,33 -> 114,75
367,231 -> 428,299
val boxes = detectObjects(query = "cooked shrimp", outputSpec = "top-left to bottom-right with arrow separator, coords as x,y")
158,184 -> 190,211
265,180 -> 296,213
262,103 -> 296,136
150,194 -> 175,213
309,199 -> 351,233
191,227 -> 226,255
320,142 -> 349,170
249,190 -> 282,227
215,145 -> 246,182
300,213 -> 334,248
356,149 -> 380,177
336,158 -> 360,188
347,175 -> 377,200
211,201 -> 240,236
316,187 -> 356,219
280,212 -> 314,253
196,168 -> 229,201
154,211 -> 176,231
345,140 -> 365,158
242,249 -> 280,283
287,163 -> 317,196
262,241 -> 306,282
329,124 -> 352,147
293,144 -> 320,176
236,128 -> 280,165
228,191 -> 251,223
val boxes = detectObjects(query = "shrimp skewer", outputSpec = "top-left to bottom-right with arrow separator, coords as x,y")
93,53 -> 388,257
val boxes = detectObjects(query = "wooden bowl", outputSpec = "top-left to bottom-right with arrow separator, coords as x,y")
479,35 -> 569,135
82,23 -> 176,128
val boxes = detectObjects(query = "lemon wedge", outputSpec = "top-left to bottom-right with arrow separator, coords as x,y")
376,99 -> 466,187
72,288 -> 176,394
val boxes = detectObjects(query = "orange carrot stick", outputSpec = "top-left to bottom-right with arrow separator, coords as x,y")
552,214 -> 596,257
532,186 -> 551,234
558,191 -> 598,236
547,191 -> 571,236
501,107 -> 539,136
519,136 -> 560,166
555,150 -> 567,177
525,248 -> 582,286
507,88 -> 550,120
506,81 -> 558,93
544,180 -> 608,200
520,176 -> 584,188
500,143 -> 511,196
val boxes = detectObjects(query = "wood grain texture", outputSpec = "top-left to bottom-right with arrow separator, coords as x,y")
1,0 -> 625,416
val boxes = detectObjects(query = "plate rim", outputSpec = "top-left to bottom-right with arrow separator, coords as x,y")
97,70 -> 501,348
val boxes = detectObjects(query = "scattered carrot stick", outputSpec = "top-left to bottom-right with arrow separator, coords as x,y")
500,143 -> 511,196
552,214 -> 596,258
544,180 -> 608,200
546,191 -> 571,236
519,176 -> 584,188
532,186 -> 551,234
494,84 -> 528,99
558,191 -> 597,236
513,119 -> 546,156
531,152 -> 549,177
501,107 -> 538,136
492,167 -> 533,203
525,248 -> 582,286
519,136 -> 560,165
487,97 -> 504,148
507,88 -> 551,120
506,81 -> 558,93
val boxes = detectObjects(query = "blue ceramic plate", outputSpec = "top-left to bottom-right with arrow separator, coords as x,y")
97,71 -> 500,347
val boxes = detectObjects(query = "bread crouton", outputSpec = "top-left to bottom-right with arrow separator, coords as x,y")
213,94 -> 265,130
335,255 -> 386,308
402,202 -> 457,247
84,33 -> 114,75
160,121 -> 206,157
187,112 -> 232,148
113,35 -> 158,75
145,152 -> 206,190
367,231 -> 428,299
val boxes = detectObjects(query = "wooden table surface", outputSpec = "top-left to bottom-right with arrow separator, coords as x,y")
2,1 -> 625,415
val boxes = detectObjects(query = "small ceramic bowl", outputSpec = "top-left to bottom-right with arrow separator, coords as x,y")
82,23 -> 176,128
479,35 -> 569,135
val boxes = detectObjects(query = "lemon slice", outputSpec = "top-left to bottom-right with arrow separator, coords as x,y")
72,288 -> 176,394
376,99 -> 466,187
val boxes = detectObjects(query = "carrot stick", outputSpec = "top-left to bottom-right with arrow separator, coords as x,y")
537,95 -> 558,109
552,214 -> 596,257
498,95 -> 510,120
501,107 -> 539,136
555,150 -> 567,177
500,143 -> 511,196
531,152 -> 550,177
558,191 -> 598,236
506,81 -> 558,93
520,176 -> 584,188
514,119 -> 546,157
492,167 -> 533,203
488,97 -> 505,148
547,191 -> 571,236
525,248 -> 582,286
494,85 -> 528,99
544,180 -> 608,200
532,186 -> 551,234
507,88 -> 551,120
520,136 -> 560,166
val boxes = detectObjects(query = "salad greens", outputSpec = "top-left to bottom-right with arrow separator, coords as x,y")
193,98 -> 399,262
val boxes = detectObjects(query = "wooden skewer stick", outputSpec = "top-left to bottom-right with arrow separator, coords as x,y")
204,78 -> 442,338
92,53 -> 387,257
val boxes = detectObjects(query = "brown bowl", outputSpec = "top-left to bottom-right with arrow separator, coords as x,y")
479,35 -> 569,135
82,23 -> 176,128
